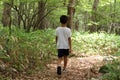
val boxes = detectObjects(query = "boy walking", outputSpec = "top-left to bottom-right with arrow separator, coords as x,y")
55,15 -> 72,75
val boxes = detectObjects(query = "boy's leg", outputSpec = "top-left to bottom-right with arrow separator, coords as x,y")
57,49 -> 63,75
57,57 -> 62,75
63,49 -> 69,70
57,57 -> 62,67
63,55 -> 68,70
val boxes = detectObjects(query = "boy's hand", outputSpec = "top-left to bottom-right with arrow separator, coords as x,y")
69,49 -> 75,57
69,49 -> 72,53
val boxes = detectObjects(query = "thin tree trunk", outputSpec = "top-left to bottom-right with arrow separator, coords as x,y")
84,11 -> 88,31
89,0 -> 99,32
36,0 -> 46,29
2,2 -> 12,27
17,2 -> 24,28
2,0 -> 13,55
75,19 -> 79,31
67,0 -> 76,29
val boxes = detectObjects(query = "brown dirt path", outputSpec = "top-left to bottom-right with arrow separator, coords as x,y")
24,55 -> 104,80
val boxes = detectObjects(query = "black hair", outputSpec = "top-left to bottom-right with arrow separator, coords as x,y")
60,15 -> 68,24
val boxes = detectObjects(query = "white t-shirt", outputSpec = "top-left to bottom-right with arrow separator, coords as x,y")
55,27 -> 71,49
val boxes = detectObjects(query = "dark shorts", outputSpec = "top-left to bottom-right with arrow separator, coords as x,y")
58,49 -> 69,58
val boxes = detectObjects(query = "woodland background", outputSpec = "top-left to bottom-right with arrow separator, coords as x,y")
0,0 -> 120,80
0,0 -> 120,33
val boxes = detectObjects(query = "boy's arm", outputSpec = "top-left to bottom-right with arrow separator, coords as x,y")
68,37 -> 72,53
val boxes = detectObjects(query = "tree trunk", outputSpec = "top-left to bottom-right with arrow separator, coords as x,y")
2,1 -> 13,55
75,18 -> 79,31
67,0 -> 76,29
2,2 -> 12,27
84,11 -> 88,31
36,0 -> 46,29
89,0 -> 99,32
17,2 -> 23,28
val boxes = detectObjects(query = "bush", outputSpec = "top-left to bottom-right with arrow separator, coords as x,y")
0,27 -> 56,78
101,59 -> 120,80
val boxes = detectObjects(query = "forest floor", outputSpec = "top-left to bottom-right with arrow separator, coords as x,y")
22,54 -> 106,80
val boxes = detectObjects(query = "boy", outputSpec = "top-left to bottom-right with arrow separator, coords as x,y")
55,15 -> 72,75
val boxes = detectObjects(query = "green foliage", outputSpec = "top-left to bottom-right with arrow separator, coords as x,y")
113,52 -> 120,56
98,0 -> 120,25
75,0 -> 120,32
1,0 -> 39,3
72,31 -> 120,55
0,26 -> 56,78
101,59 -> 120,80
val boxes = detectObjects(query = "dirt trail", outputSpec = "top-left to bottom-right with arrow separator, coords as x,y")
25,55 -> 104,80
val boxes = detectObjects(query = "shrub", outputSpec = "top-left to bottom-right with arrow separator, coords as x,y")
0,27 -> 56,78
101,59 -> 120,80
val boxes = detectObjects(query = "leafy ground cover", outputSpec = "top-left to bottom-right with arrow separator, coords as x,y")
72,31 -> 120,55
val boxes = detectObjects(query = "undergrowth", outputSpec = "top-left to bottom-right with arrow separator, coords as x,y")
72,31 -> 120,55
0,26 -> 120,79
100,58 -> 120,80
0,27 -> 56,79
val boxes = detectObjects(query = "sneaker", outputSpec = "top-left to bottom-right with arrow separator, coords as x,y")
57,66 -> 61,75
63,69 -> 67,73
